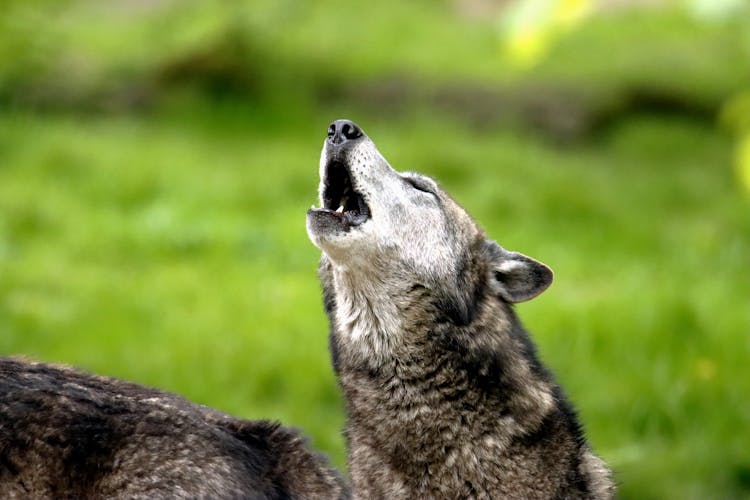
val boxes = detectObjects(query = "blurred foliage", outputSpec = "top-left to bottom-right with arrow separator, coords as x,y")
721,91 -> 750,195
1,1 -> 749,499
499,0 -> 594,68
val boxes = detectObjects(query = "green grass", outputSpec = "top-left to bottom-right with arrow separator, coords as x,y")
1,1 -> 750,498
2,108 -> 748,498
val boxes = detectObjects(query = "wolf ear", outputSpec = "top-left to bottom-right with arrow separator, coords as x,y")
485,240 -> 553,303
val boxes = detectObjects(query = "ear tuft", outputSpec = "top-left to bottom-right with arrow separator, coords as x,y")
485,240 -> 553,303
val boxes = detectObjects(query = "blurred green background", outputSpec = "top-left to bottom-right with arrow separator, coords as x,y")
1,0 -> 749,498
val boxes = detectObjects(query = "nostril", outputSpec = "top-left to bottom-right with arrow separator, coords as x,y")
327,123 -> 336,139
342,122 -> 362,140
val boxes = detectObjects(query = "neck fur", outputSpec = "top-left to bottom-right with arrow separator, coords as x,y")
330,264 -> 408,368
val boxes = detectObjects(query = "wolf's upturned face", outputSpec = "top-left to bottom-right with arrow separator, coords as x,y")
307,119 -> 553,347
306,120 -> 478,283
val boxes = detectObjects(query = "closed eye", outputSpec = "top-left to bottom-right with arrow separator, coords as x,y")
404,176 -> 436,196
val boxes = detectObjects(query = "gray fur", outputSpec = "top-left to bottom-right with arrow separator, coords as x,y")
307,119 -> 615,499
0,357 -> 348,499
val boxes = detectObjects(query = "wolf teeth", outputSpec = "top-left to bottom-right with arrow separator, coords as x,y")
336,205 -> 345,213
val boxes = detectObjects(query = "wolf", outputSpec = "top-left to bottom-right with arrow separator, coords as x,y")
0,357 -> 347,499
307,119 -> 615,499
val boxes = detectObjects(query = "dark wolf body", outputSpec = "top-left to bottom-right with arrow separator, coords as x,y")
0,357 -> 347,499
307,120 -> 615,499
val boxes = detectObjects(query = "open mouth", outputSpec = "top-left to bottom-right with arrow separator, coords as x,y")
317,160 -> 371,230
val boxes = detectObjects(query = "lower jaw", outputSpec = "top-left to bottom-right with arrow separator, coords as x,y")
307,207 -> 370,231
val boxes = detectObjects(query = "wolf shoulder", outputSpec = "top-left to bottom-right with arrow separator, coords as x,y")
0,357 -> 347,500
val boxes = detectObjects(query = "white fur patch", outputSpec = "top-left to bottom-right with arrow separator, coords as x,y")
332,268 -> 403,364
580,449 -> 616,499
495,260 -> 524,273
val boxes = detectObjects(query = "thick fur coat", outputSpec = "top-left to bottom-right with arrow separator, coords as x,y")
0,358 -> 347,499
307,120 -> 615,499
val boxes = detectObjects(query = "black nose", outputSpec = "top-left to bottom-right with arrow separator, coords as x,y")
327,119 -> 363,145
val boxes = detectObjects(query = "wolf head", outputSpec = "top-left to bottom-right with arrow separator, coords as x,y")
306,120 -> 553,361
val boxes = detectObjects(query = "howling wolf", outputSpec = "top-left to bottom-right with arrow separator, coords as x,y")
0,358 -> 347,499
307,119 -> 615,499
